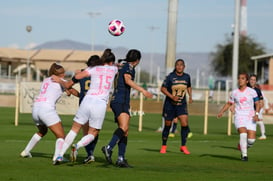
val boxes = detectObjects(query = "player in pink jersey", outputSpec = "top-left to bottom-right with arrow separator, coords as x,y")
20,63 -> 79,165
53,50 -> 118,164
217,73 -> 260,161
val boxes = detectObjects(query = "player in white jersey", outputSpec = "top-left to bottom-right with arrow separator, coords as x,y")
53,50 -> 118,163
217,73 -> 260,161
20,63 -> 78,165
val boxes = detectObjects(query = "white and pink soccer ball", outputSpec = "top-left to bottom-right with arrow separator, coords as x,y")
108,19 -> 125,36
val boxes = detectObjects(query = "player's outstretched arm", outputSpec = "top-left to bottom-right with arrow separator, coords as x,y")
217,102 -> 232,119
187,87 -> 193,104
51,75 -> 74,89
124,74 -> 153,99
75,70 -> 89,80
67,88 -> 79,97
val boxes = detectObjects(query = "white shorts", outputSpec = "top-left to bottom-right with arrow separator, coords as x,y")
234,115 -> 256,131
73,96 -> 107,130
32,104 -> 61,127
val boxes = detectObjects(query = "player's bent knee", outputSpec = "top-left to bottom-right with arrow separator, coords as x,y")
247,138 -> 255,148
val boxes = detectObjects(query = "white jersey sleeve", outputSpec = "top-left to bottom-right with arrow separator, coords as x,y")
34,77 -> 64,107
85,65 -> 118,101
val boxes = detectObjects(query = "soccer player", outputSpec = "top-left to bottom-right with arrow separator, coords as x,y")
71,55 -> 100,164
217,73 -> 260,161
248,75 -> 266,140
20,63 -> 78,165
101,49 -> 153,168
257,90 -> 267,140
53,50 -> 113,163
53,49 -> 117,164
159,59 -> 193,154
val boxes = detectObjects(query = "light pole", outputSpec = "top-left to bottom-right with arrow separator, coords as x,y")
26,25 -> 32,81
232,0 -> 241,90
88,12 -> 101,51
165,0 -> 178,75
148,26 -> 159,85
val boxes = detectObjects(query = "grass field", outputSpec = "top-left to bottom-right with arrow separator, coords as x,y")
0,107 -> 273,181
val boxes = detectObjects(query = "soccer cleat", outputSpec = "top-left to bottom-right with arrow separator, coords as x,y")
20,150 -> 32,158
168,133 -> 175,138
241,155 -> 248,161
83,155 -> 95,164
187,132 -> 193,139
258,135 -> 267,140
53,156 -> 63,165
180,146 -> 190,155
101,146 -> 113,164
156,127 -> 163,133
160,145 -> 167,154
70,144 -> 78,162
116,159 -> 133,168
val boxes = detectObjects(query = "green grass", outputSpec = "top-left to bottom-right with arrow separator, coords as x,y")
0,107 -> 273,181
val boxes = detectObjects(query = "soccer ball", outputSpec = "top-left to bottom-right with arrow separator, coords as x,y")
108,19 -> 125,36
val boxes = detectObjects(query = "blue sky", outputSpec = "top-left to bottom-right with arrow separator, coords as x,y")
1,0 -> 273,54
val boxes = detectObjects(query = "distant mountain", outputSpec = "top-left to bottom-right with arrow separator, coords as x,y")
34,39 -> 93,50
33,39 -> 214,85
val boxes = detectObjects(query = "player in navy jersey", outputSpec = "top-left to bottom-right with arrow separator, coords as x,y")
248,74 -> 266,140
78,73 -> 90,104
101,49 -> 153,168
248,74 -> 263,105
160,59 -> 193,154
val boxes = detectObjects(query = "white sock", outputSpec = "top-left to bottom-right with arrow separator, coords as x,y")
240,133 -> 247,157
257,121 -> 266,136
24,133 -> 42,153
76,134 -> 95,149
60,130 -> 77,156
53,138 -> 64,161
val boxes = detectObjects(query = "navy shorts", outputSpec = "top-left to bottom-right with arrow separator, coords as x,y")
162,103 -> 188,121
110,102 -> 130,122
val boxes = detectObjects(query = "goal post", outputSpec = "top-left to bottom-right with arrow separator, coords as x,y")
138,93 -> 143,132
14,76 -> 20,126
203,90 -> 208,135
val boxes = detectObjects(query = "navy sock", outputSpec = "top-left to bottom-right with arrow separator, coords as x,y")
84,135 -> 99,156
162,125 -> 171,145
108,128 -> 124,150
181,126 -> 189,146
84,143 -> 92,156
118,136 -> 127,159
